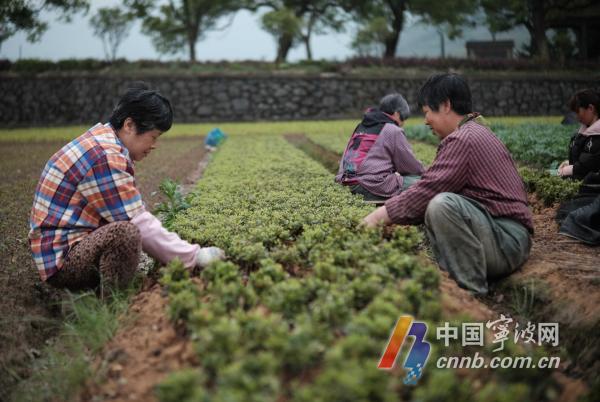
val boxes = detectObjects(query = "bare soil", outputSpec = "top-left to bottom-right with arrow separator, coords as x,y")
490,195 -> 600,381
79,283 -> 197,402
0,137 -> 205,400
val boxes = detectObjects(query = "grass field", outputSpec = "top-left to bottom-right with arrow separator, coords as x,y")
0,116 -> 562,142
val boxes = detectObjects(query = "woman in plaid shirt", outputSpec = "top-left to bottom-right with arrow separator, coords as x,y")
29,86 -> 224,292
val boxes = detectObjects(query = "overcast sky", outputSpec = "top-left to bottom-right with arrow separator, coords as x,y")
1,1 -> 529,62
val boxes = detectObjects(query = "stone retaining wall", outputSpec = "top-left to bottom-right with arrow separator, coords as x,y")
1,74 -> 598,126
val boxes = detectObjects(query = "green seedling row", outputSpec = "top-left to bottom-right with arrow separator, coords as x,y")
156,134 -> 559,401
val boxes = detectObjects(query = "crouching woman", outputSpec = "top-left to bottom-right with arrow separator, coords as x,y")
29,86 -> 224,293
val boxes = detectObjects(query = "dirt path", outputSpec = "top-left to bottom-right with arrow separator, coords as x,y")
490,196 -> 600,380
79,283 -> 197,401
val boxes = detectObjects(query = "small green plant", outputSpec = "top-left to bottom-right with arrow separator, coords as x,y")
519,167 -> 581,206
155,179 -> 191,229
511,280 -> 538,319
156,369 -> 207,402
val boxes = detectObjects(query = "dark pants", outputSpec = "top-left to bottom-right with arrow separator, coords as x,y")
47,221 -> 142,292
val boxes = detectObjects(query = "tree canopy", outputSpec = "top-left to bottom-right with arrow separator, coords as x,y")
249,0 -> 346,64
344,0 -> 477,58
90,7 -> 132,61
126,0 -> 240,62
0,0 -> 89,51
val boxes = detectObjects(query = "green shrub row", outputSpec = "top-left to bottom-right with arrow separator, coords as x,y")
309,124 -> 580,204
404,123 -> 575,168
2,57 -> 596,74
155,134 -> 559,401
519,167 -> 581,206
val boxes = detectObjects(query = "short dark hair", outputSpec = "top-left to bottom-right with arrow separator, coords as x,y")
569,89 -> 600,114
109,83 -> 173,134
379,93 -> 410,120
417,73 -> 472,115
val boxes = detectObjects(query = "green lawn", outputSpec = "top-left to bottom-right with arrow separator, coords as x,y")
0,116 -> 561,142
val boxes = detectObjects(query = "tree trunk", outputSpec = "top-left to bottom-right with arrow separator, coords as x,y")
275,33 -> 293,64
188,39 -> 196,62
530,0 -> 548,61
303,12 -> 317,61
383,33 -> 399,58
303,36 -> 312,60
383,0 -> 406,58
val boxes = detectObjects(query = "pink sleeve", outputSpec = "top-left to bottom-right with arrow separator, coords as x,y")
131,211 -> 200,268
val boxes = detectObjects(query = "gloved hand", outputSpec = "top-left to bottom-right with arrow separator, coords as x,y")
558,164 -> 573,177
196,246 -> 226,268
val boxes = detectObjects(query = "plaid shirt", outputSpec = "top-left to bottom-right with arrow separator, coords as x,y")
29,123 -> 145,281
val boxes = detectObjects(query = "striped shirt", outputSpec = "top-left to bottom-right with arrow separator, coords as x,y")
29,123 -> 145,281
355,124 -> 424,197
384,120 -> 533,232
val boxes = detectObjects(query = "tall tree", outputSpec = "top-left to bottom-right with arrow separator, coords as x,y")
480,0 -> 549,60
126,0 -> 240,62
0,0 -> 89,52
249,0 -> 346,64
351,16 -> 389,57
479,0 -> 597,61
344,0 -> 476,58
90,7 -> 132,61
260,8 -> 302,64
414,0 -> 477,59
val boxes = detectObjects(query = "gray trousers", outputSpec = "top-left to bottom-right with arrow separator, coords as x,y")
424,193 -> 531,294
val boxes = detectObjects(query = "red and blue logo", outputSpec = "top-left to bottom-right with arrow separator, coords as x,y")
378,315 -> 431,385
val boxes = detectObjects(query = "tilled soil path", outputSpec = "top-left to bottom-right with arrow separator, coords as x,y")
489,195 -> 600,380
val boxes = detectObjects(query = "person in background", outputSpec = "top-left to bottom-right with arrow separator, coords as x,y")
558,89 -> 600,181
29,85 -> 224,294
362,73 -> 533,295
335,93 -> 424,202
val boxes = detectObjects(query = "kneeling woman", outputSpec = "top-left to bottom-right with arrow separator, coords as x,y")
335,93 -> 424,202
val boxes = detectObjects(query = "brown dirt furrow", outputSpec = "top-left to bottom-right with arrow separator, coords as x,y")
492,195 -> 600,380
79,284 -> 196,402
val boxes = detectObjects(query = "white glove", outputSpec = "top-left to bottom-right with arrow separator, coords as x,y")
558,165 -> 573,177
195,246 -> 226,268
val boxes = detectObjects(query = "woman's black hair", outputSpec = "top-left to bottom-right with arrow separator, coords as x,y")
417,73 -> 472,115
109,83 -> 173,134
569,89 -> 600,114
